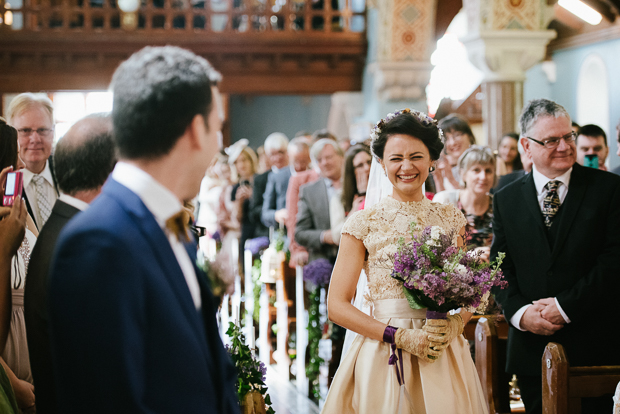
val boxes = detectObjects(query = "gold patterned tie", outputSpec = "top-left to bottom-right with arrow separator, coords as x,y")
542,180 -> 561,228
165,210 -> 191,242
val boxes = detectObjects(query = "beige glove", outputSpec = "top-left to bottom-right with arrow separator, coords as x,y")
394,327 -> 448,363
423,314 -> 464,351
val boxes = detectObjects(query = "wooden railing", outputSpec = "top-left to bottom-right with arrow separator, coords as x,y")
0,0 -> 365,34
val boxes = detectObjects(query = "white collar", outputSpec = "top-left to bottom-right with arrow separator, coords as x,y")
532,164 -> 572,195
111,162 -> 183,228
21,160 -> 54,188
58,193 -> 90,212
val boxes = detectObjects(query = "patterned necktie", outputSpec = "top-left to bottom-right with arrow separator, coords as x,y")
542,180 -> 561,228
165,210 -> 192,242
32,174 -> 52,226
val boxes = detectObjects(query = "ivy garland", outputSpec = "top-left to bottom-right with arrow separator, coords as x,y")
305,286 -> 324,400
225,322 -> 275,414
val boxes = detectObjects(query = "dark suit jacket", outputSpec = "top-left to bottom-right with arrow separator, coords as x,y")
493,169 -> 527,193
49,179 -> 239,414
249,170 -> 271,237
294,178 -> 337,263
261,167 -> 292,228
23,156 -> 60,230
24,199 -> 80,414
491,163 -> 620,376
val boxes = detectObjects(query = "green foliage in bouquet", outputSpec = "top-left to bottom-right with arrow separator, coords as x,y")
306,286 -> 324,400
225,322 -> 275,414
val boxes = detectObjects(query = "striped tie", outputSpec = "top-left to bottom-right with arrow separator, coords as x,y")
33,174 -> 52,227
542,180 -> 561,228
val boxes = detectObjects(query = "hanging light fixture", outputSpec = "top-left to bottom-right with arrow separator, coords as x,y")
558,0 -> 603,25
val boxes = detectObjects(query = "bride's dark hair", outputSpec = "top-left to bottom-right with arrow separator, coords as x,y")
372,112 -> 444,161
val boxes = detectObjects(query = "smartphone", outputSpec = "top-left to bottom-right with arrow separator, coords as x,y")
3,171 -> 23,206
584,154 -> 599,169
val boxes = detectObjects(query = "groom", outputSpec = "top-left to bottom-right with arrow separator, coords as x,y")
491,98 -> 620,414
48,46 -> 239,413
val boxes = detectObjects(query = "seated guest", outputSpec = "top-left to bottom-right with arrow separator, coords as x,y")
329,143 -> 371,244
498,132 -> 523,174
433,114 -> 476,192
576,124 -> 609,171
495,139 -> 533,192
0,118 -> 39,414
250,132 -> 288,232
294,138 -> 343,264
24,114 -> 116,414
262,137 -> 311,229
434,145 -> 496,261
8,94 -> 59,231
228,141 -> 263,270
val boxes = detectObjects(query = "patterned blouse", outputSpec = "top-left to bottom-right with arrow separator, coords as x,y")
457,194 -> 493,248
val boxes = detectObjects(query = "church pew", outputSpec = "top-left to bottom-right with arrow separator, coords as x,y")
542,342 -> 620,414
475,316 -> 512,414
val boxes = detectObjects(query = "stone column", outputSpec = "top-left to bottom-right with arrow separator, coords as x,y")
362,0 -> 438,122
461,0 -> 556,148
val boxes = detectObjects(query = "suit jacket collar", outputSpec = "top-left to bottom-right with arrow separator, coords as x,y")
102,179 -> 207,342
51,199 -> 81,220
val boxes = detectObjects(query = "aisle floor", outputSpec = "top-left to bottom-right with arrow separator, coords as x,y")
265,366 -> 320,414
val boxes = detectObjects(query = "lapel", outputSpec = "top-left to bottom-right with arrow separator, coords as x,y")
316,178 -> 331,228
550,164 -> 587,262
103,180 -> 206,339
520,173 -> 552,258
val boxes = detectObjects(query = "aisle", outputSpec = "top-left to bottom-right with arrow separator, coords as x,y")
265,366 -> 320,414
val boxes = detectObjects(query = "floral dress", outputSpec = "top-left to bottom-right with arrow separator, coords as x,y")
321,196 -> 488,414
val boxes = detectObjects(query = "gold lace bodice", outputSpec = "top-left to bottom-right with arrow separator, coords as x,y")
341,196 -> 467,303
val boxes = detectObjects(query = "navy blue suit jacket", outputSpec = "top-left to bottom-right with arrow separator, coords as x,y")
261,167 -> 292,228
49,179 -> 239,413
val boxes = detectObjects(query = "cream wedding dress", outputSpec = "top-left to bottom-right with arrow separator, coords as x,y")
321,196 -> 488,414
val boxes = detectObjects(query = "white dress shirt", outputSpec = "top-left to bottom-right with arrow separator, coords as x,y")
21,160 -> 58,229
58,193 -> 90,212
510,165 -> 572,331
112,162 -> 202,310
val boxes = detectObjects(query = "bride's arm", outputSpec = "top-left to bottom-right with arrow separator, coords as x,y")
327,234 -> 387,342
456,225 -> 473,325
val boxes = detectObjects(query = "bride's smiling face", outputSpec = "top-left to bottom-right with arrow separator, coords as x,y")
381,134 -> 433,202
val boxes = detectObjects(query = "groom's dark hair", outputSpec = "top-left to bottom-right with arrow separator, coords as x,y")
111,46 -> 221,160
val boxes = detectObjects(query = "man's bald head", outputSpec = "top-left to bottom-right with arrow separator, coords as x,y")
54,114 -> 117,197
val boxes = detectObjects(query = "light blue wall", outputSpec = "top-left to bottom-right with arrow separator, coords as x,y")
229,95 -> 332,148
524,37 -> 620,170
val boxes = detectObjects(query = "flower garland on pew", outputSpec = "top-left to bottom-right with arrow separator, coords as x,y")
303,258 -> 334,400
226,322 -> 275,414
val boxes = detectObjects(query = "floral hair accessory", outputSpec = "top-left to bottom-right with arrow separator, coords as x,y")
370,108 -> 444,143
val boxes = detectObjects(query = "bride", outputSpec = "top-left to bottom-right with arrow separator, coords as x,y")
322,109 -> 488,413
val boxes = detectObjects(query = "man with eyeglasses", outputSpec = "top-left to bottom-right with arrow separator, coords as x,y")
7,93 -> 59,230
491,98 -> 620,414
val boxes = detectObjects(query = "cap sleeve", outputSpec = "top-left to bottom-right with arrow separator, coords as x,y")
341,209 -> 370,242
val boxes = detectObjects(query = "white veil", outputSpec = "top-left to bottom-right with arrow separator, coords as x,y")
341,155 -> 393,356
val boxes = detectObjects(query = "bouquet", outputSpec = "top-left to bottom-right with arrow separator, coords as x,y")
391,223 -> 507,319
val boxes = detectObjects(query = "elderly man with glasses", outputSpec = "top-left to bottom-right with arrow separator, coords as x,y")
491,98 -> 620,414
8,94 -> 59,230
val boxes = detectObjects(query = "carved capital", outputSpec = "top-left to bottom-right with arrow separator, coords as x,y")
368,61 -> 433,101
461,30 -> 556,82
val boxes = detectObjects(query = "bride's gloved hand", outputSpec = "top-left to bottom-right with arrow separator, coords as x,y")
394,327 -> 448,363
423,314 -> 464,351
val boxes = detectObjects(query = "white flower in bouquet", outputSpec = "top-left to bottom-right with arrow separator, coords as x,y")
427,226 -> 443,247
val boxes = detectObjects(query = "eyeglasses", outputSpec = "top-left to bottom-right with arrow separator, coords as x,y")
17,128 -> 54,138
525,131 -> 576,149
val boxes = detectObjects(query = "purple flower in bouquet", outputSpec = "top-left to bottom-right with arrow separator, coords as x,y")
245,236 -> 270,256
303,258 -> 334,287
211,230 -> 221,243
391,223 -> 507,313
